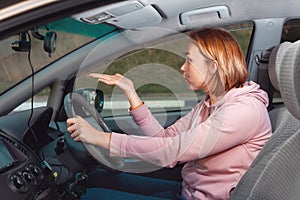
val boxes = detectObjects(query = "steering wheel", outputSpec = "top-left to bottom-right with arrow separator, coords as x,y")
64,91 -> 125,173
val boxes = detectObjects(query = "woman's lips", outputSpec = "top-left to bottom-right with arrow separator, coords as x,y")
183,74 -> 191,84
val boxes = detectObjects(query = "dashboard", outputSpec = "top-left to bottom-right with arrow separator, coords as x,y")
0,129 -> 57,199
0,107 -> 63,199
0,106 -> 94,199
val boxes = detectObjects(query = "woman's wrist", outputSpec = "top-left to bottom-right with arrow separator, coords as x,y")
126,90 -> 143,110
97,132 -> 111,149
124,87 -> 136,99
130,101 -> 144,111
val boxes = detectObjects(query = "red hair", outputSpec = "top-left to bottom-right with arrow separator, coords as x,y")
189,27 -> 249,93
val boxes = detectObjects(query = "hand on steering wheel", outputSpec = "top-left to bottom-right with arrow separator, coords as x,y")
67,115 -> 110,149
64,91 -> 124,173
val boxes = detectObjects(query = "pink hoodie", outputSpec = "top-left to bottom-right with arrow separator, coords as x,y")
110,81 -> 272,199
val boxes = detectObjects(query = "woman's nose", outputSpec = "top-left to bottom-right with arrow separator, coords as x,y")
181,62 -> 186,72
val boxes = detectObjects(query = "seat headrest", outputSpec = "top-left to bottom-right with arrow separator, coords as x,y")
268,42 -> 292,91
280,40 -> 300,120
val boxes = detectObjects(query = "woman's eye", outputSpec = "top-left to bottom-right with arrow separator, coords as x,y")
186,58 -> 192,63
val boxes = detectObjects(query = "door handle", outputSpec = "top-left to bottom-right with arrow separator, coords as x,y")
180,5 -> 230,25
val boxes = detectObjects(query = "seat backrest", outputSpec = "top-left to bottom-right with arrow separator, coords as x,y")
251,41 -> 299,166
245,128 -> 300,199
230,41 -> 300,199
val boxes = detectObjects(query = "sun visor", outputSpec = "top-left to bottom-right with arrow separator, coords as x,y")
72,1 -> 162,29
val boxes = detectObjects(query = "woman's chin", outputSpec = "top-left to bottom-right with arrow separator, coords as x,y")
189,84 -> 206,92
189,85 -> 198,91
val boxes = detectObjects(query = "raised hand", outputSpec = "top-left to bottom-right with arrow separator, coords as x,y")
89,73 -> 134,96
89,73 -> 143,110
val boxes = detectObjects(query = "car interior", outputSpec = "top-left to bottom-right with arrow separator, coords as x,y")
0,0 -> 300,199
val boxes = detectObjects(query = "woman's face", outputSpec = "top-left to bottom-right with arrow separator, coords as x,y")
181,41 -> 211,92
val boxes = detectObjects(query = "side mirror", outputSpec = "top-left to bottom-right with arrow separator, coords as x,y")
73,88 -> 104,114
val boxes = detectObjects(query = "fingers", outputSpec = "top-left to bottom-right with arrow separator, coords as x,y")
89,73 -> 124,84
89,73 -> 116,81
89,73 -> 135,101
67,116 -> 81,133
114,73 -> 123,78
66,118 -> 76,127
89,73 -> 101,79
89,73 -> 123,78
70,130 -> 79,138
67,121 -> 77,133
66,116 -> 108,146
70,130 -> 82,142
67,117 -> 82,142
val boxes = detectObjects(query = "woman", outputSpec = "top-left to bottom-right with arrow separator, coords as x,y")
67,27 -> 272,199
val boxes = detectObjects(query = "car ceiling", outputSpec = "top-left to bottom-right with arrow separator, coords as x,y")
2,0 -> 300,37
72,0 -> 300,30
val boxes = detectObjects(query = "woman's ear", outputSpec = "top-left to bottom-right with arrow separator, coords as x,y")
208,60 -> 218,74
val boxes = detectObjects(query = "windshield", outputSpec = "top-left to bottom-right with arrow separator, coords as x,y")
0,17 -> 116,95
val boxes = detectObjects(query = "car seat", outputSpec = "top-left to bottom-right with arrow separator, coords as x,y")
230,41 -> 300,199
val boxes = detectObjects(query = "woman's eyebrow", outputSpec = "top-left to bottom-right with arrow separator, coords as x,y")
185,52 -> 190,56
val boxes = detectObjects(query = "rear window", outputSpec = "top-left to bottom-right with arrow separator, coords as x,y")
281,19 -> 300,43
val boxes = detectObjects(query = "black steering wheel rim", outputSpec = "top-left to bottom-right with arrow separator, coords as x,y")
64,91 -> 124,173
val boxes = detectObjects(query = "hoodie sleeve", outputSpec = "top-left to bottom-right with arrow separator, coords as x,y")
129,103 -> 203,137
110,97 -> 271,168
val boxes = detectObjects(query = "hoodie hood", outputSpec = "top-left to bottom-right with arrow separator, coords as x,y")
207,81 -> 269,108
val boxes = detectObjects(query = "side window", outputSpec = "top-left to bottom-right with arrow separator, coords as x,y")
100,37 -> 200,117
77,23 -> 254,117
13,87 -> 50,112
221,22 -> 254,57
